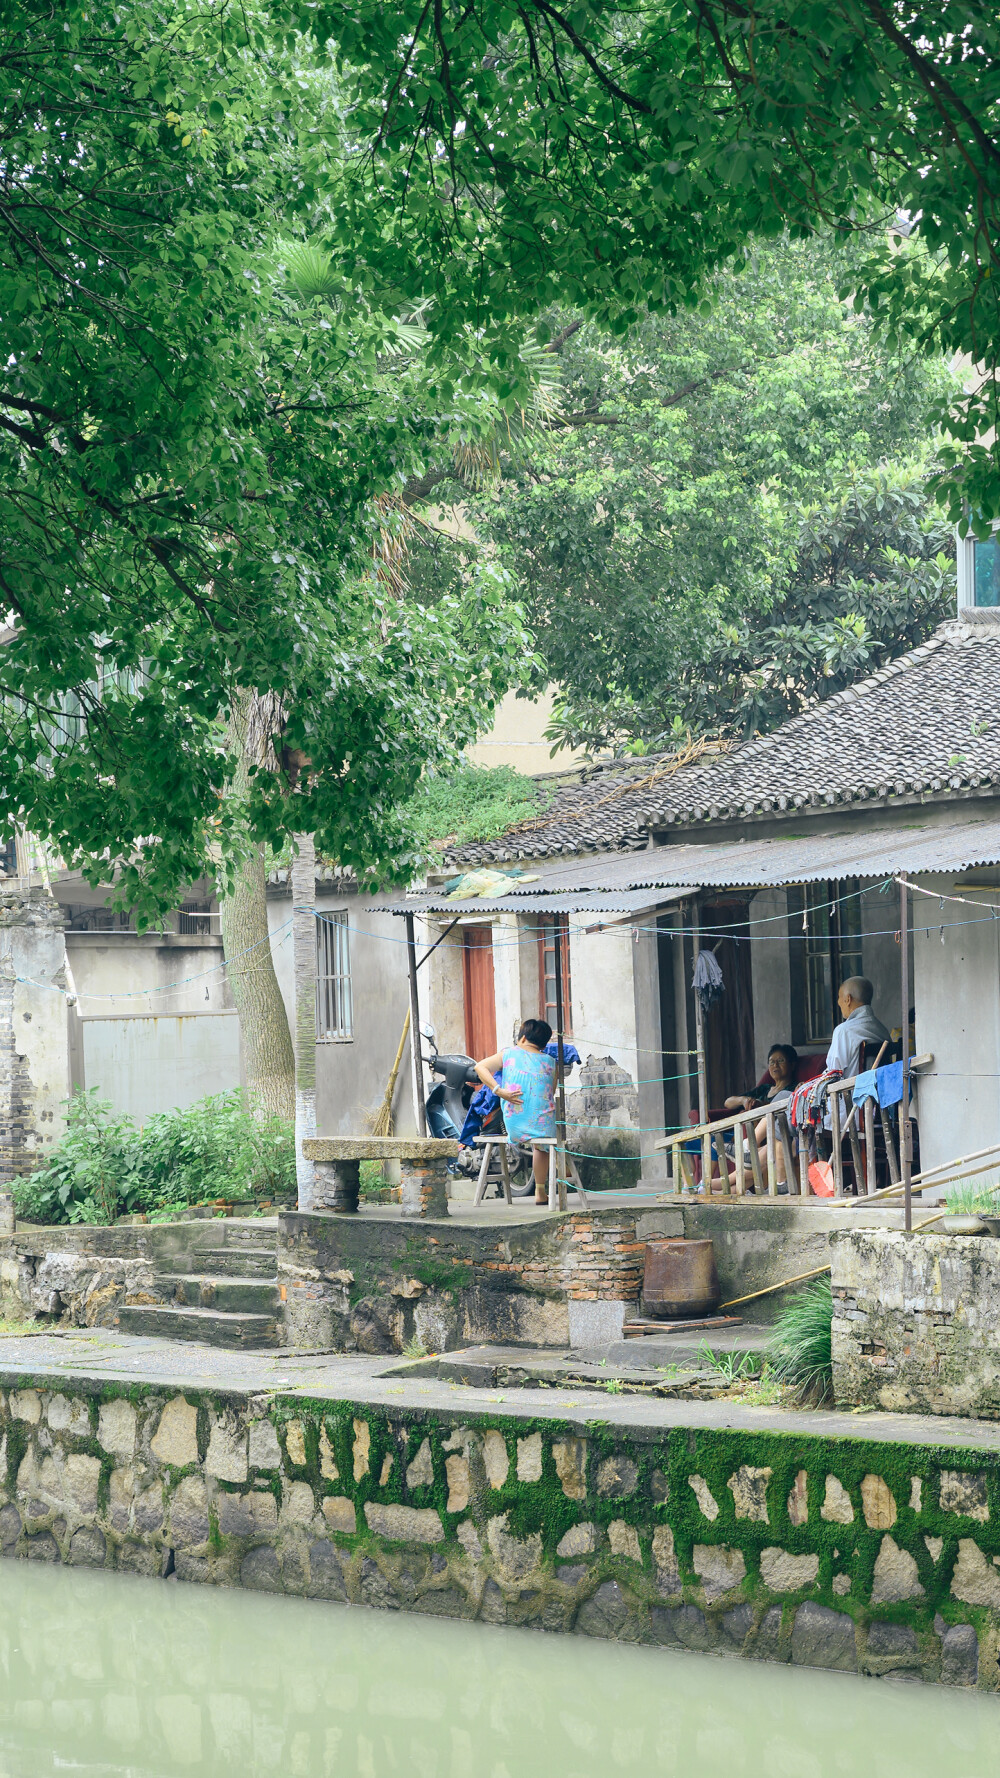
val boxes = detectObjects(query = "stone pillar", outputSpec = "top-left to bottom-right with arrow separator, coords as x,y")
313,1159 -> 360,1213
0,891 -> 69,1183
400,1159 -> 450,1219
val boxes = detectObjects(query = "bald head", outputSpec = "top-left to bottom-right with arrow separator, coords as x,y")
838,976 -> 873,1017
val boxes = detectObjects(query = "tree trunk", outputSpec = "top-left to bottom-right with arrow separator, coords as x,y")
218,841 -> 296,1123
291,832 -> 317,1208
217,688 -> 295,1123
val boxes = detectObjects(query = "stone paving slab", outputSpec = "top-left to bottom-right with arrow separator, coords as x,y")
0,1327 -> 999,1452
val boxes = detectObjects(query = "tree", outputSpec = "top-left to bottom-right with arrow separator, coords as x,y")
0,0 -> 527,918
553,467 -> 954,750
330,1 -> 1000,519
404,236 -> 958,750
217,693 -> 297,1122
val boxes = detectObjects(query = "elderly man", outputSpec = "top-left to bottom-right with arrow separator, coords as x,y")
826,976 -> 891,1079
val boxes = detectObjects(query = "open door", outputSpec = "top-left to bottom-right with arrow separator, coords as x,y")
462,926 -> 497,1059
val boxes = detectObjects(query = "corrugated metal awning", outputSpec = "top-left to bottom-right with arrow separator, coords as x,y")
373,887 -> 687,916
378,815 -> 1000,911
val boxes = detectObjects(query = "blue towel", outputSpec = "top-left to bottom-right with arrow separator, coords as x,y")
876,1060 -> 905,1108
851,1069 -> 878,1107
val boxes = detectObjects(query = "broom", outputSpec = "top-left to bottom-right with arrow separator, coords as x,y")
367,1008 -> 411,1137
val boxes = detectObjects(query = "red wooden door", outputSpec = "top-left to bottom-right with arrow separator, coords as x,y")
463,926 -> 497,1058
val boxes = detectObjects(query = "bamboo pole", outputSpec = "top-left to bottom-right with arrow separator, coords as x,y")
836,1140 -> 1000,1208
553,922 -> 568,1212
720,1263 -> 831,1311
691,913 -> 712,1194
404,913 -> 427,1137
831,1091 -> 845,1197
900,876 -> 913,1232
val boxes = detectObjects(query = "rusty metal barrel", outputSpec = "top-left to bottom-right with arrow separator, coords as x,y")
642,1237 -> 720,1319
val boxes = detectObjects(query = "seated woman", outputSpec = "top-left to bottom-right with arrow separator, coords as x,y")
725,1044 -> 798,1188
475,1018 -> 558,1206
725,1044 -> 798,1116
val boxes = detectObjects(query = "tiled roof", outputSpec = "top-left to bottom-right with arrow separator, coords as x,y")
445,616 -> 1000,865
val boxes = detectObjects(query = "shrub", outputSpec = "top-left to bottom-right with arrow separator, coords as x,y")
766,1276 -> 833,1402
13,1090 -> 295,1226
13,1092 -> 144,1226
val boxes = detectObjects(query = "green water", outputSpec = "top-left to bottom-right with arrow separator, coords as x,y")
0,1562 -> 996,1777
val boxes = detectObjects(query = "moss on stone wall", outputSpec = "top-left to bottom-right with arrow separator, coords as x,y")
0,1374 -> 997,1688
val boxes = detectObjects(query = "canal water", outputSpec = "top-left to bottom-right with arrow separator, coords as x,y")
0,1561 -> 996,1777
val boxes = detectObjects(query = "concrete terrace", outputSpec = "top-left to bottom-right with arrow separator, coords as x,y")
2,1325 -> 1000,1455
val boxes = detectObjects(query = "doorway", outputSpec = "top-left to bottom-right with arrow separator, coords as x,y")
462,926 -> 497,1059
701,899 -> 755,1109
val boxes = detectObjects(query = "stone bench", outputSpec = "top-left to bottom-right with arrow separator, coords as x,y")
302,1137 -> 459,1218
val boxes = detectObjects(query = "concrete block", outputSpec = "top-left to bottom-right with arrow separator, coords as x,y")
567,1298 -> 626,1347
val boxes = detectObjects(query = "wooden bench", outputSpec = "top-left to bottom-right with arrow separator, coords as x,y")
301,1137 -> 458,1218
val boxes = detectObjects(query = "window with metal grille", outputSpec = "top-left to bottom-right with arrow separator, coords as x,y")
316,911 -> 353,1040
789,880 -> 863,1046
537,914 -> 572,1036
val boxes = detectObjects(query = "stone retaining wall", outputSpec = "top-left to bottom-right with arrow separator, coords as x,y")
278,1208 -> 646,1352
1,1373 -> 999,1691
832,1228 -> 1000,1418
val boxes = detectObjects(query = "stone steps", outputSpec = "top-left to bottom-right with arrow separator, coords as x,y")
117,1303 -> 280,1349
125,1220 -> 281,1349
156,1245 -> 277,1280
160,1274 -> 279,1316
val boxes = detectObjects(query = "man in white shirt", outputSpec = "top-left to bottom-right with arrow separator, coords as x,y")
825,977 -> 891,1078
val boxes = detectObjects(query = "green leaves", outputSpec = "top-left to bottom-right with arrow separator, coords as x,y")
460,236 -> 957,753
0,0 -> 531,915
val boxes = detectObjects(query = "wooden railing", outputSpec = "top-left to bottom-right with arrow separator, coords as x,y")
655,1055 -> 932,1198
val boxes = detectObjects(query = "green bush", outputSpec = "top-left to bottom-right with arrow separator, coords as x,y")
14,1090 -> 295,1226
766,1276 -> 833,1402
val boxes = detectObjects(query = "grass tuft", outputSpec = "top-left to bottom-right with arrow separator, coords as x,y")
766,1277 -> 833,1402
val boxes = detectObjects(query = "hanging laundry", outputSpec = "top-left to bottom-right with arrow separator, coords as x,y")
851,1070 -> 879,1108
692,948 -> 725,1014
876,1060 -> 905,1108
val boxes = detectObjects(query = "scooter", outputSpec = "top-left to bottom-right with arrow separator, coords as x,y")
420,1026 -> 533,1196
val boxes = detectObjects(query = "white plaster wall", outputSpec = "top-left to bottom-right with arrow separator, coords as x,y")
569,924 -> 638,1083
491,915 -> 521,1052
66,936 -> 233,1017
425,921 -> 470,1057
276,891 -> 416,1141
749,889 -> 791,1074
912,873 -> 1000,1176
80,1014 -> 241,1121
